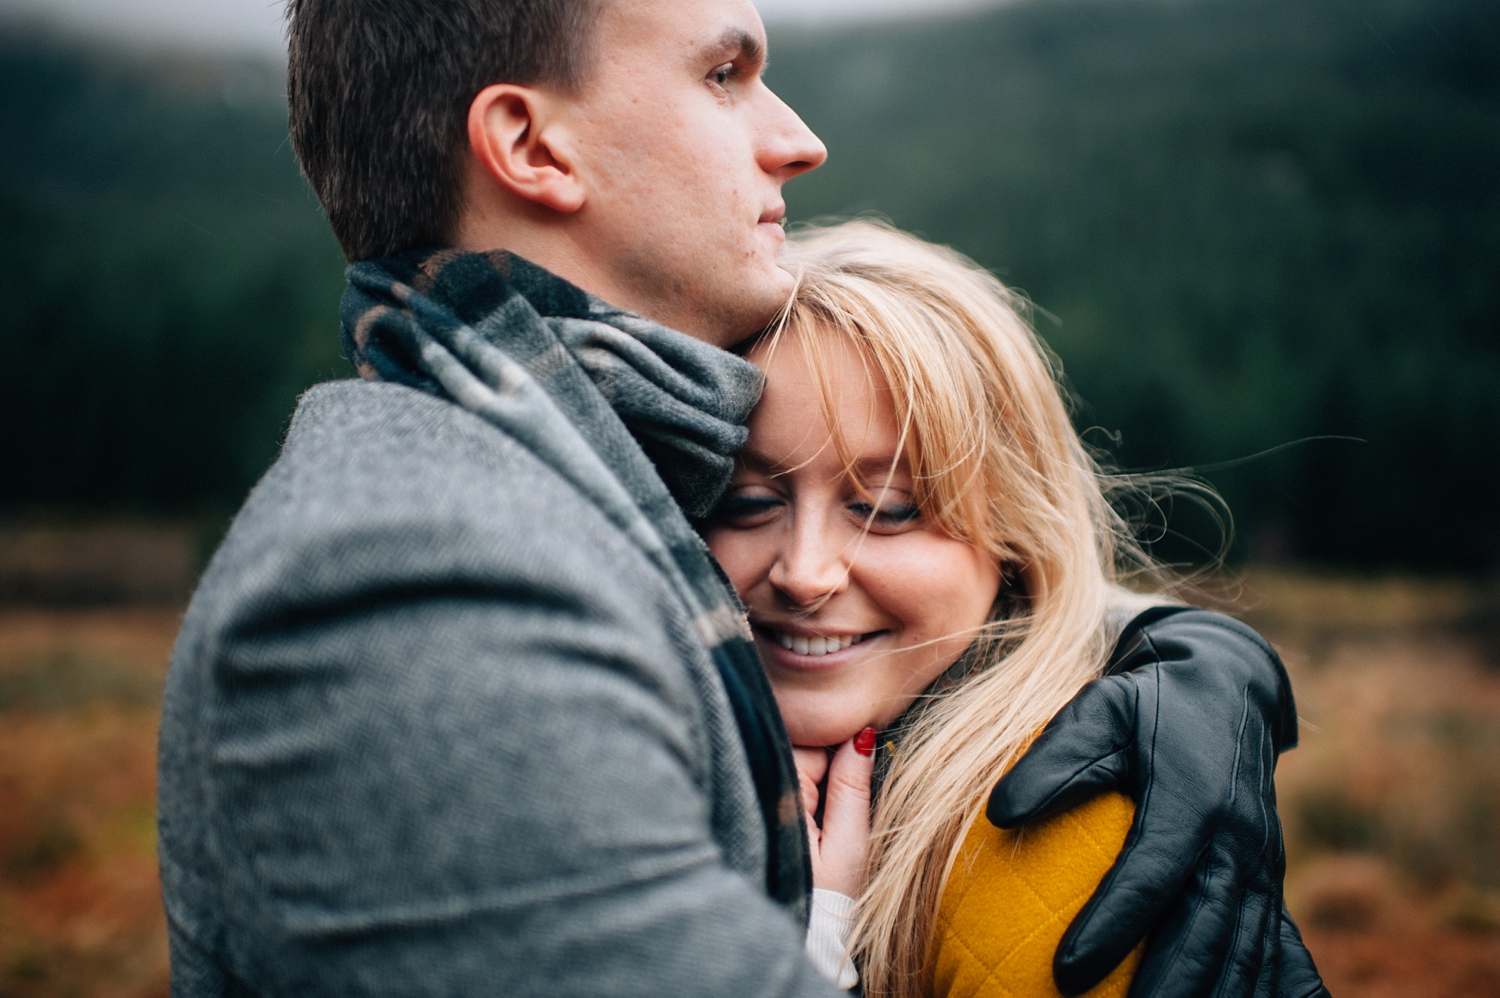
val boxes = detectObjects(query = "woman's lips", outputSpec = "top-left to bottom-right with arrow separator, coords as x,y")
752,624 -> 883,669
758,206 -> 787,245
771,629 -> 866,656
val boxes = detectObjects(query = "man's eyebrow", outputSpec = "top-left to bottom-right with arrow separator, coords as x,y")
700,28 -> 765,70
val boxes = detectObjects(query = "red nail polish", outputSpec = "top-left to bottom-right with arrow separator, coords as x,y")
854,727 -> 876,757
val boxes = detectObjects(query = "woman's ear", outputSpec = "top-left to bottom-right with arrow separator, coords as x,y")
467,83 -> 586,214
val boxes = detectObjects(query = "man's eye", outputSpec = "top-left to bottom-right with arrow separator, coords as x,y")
711,65 -> 734,86
714,493 -> 782,525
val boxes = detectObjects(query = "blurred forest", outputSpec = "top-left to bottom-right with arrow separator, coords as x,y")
0,33 -> 347,521
1,0 -> 1498,570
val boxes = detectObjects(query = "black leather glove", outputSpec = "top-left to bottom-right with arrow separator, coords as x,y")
987,607 -> 1329,998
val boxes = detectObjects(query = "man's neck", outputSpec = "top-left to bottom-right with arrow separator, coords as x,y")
452,186 -> 752,346
454,207 -> 711,343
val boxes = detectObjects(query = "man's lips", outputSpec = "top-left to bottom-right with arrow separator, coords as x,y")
758,205 -> 787,243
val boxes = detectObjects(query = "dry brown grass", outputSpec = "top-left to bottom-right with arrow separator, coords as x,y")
1222,569 -> 1500,996
0,569 -> 1496,995
0,525 -> 200,607
0,608 -> 178,998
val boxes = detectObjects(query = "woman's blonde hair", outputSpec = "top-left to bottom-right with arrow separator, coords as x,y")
768,220 -> 1172,997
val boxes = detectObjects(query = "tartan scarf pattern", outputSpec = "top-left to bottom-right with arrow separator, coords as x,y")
339,248 -> 811,920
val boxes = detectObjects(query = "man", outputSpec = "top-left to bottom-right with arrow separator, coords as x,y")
157,0 -> 1324,994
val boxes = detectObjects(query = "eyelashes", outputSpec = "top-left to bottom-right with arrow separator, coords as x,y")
850,502 -> 923,529
714,494 -> 783,526
711,490 -> 923,532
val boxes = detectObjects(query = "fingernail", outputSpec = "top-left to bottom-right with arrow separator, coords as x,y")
854,726 -> 876,757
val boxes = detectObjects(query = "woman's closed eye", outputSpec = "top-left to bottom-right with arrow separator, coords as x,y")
849,495 -> 923,532
713,488 -> 785,527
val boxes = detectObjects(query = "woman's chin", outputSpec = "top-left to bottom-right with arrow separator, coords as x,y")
776,691 -> 896,748
784,718 -> 870,750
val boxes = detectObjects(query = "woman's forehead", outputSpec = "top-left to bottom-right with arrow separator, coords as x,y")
745,327 -> 912,481
753,321 -> 887,395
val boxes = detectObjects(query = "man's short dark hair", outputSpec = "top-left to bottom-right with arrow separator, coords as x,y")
287,0 -> 599,262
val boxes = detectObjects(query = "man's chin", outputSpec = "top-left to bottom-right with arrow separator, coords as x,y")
706,274 -> 794,348
750,260 -> 799,320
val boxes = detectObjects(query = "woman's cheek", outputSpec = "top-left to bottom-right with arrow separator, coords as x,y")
704,529 -> 761,593
873,536 -> 999,637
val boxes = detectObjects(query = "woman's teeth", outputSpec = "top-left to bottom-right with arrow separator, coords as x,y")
773,631 -> 866,657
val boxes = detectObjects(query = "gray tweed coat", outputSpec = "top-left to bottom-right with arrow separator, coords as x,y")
157,379 -> 839,996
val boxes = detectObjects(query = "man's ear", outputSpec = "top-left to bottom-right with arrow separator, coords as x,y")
467,84 -> 586,214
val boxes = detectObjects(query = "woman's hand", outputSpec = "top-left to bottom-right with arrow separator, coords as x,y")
794,728 -> 876,898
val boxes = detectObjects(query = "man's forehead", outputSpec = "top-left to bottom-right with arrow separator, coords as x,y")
597,0 -> 768,61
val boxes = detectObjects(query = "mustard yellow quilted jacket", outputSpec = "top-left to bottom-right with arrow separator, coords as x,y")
930,792 -> 1143,998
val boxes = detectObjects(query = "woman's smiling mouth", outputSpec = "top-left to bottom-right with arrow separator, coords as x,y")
775,630 -> 864,656
756,625 -> 878,658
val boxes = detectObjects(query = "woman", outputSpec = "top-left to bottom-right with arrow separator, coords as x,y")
701,221 -> 1297,997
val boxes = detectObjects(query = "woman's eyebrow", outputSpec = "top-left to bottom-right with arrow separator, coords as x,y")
736,446 -> 778,473
852,455 -> 909,481
734,448 -> 907,480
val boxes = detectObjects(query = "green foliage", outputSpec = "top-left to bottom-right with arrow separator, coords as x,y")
0,0 -> 1496,568
0,30 -> 347,513
768,0 -> 1500,569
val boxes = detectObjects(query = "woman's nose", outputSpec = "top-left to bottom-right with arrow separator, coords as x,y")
767,517 -> 850,607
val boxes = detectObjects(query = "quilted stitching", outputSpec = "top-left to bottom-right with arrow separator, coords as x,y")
931,793 -> 1143,998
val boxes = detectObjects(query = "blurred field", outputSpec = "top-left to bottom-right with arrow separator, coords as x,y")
1,560 -> 1497,995
0,606 -> 176,997
1227,570 -> 1500,996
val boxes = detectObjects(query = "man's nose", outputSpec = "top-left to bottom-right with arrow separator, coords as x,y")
756,86 -> 827,181
768,516 -> 849,607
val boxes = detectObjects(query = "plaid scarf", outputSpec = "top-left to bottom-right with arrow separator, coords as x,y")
339,248 -> 811,921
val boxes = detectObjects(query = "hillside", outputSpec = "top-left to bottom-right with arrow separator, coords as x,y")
1,0 -> 1497,568
0,30 -> 346,513
767,0 -> 1500,568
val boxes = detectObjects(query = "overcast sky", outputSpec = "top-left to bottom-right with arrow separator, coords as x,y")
0,0 -> 995,57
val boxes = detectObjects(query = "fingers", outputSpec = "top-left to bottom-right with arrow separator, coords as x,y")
988,673 -> 1137,827
1116,851 -> 1256,998
1074,679 -> 1288,997
1250,902 -> 1280,998
1210,885 -> 1272,998
1274,908 -> 1330,998
793,745 -> 829,819
793,745 -> 830,787
814,728 -> 875,897
794,745 -> 829,887
1023,610 -> 1301,995
823,729 -> 874,836
1059,797 -> 1218,995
